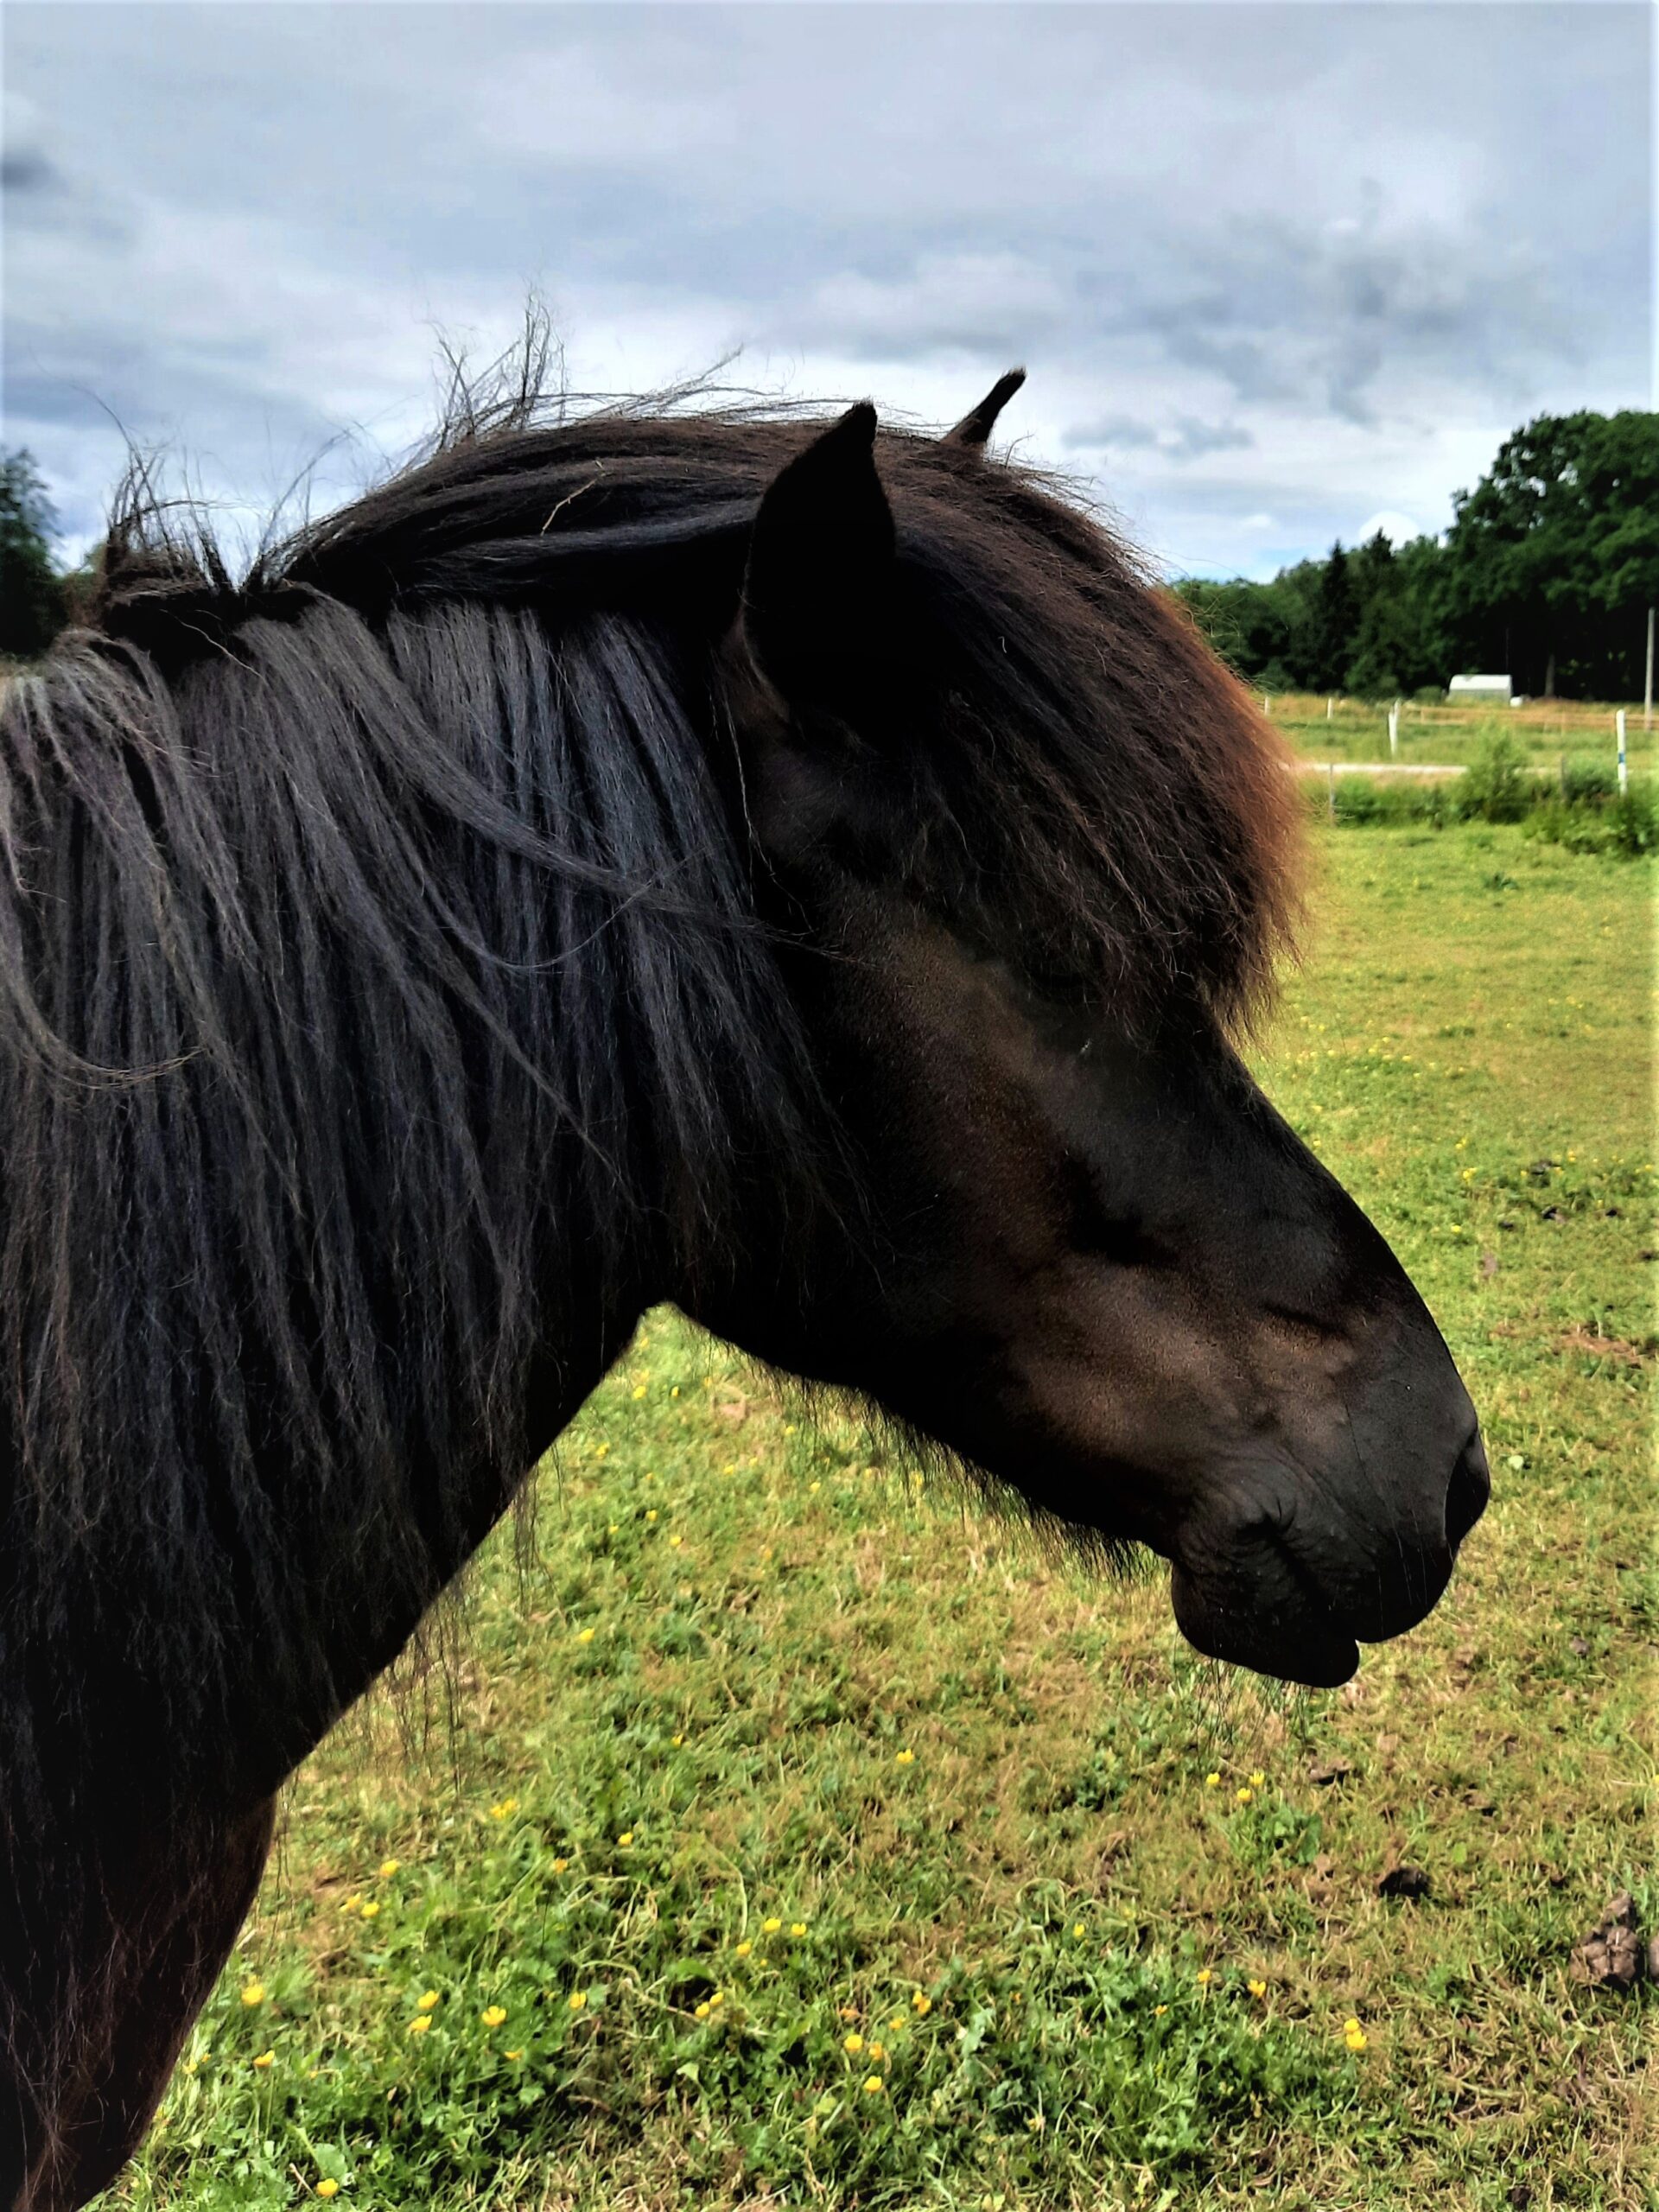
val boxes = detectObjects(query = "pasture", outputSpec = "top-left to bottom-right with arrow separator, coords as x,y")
1268,693 -> 1656,785
117,821 -> 1654,2212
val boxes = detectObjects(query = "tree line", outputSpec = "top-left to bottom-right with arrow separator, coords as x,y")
1173,410 -> 1658,702
4,411 -> 1656,697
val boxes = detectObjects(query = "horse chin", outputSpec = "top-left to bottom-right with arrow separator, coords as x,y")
1169,1559 -> 1362,1688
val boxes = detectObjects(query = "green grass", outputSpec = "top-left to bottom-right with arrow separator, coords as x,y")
1268,693 -> 1657,785
117,823 -> 1656,2211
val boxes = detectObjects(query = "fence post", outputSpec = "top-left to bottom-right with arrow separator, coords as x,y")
1327,762 -> 1337,823
1646,605 -> 1654,734
1616,709 -> 1627,795
1388,702 -> 1400,759
1326,696 -> 1334,721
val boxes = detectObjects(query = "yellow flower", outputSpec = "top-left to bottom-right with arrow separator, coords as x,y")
668,1534 -> 683,1549
576,1627 -> 596,1644
645,1509 -> 658,1523
1235,1788 -> 1254,1805
631,1385 -> 647,1400
315,2183 -> 340,2200
1205,1771 -> 1221,1789
407,2017 -> 430,2036
1344,2024 -> 1369,2052
1196,1969 -> 1213,1986
416,1990 -> 440,2012
868,2040 -> 887,2062
912,1993 -> 931,2015
889,2014 -> 906,2031
709,1991 -> 724,2008
252,2050 -> 275,2069
1248,1979 -> 1268,1999
670,1734 -> 684,1748
240,1981 -> 267,2008
568,1990 -> 588,2012
505,2048 -> 523,2060
358,1900 -> 380,1920
1153,2004 -> 1167,2017
734,1941 -> 752,1958
1072,1923 -> 1085,1938
694,2001 -> 710,2020
617,1830 -> 634,1848
843,2033 -> 864,2054
1249,1770 -> 1265,1788
763,1916 -> 782,1934
551,1858 -> 569,1874
488,1799 -> 518,1821
861,2075 -> 884,2094
790,1922 -> 808,1937
894,1749 -> 915,1766
481,2005 -> 508,2028
378,1859 -> 399,1878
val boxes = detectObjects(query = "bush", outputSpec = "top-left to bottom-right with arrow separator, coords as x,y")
1458,733 -> 1539,823
1526,781 -> 1657,858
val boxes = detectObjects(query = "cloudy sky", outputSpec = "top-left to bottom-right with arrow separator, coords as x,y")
4,2 -> 1652,580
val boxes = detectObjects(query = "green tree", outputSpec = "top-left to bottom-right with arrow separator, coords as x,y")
0,448 -> 66,658
1310,542 -> 1354,692
1441,411 -> 1659,697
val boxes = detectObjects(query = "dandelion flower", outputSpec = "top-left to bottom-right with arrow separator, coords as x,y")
790,1922 -> 808,1937
1072,1923 -> 1085,1939
1235,1788 -> 1254,1805
734,1941 -> 752,1958
632,1385 -> 647,1400
416,1990 -> 440,2012
1344,2024 -> 1369,2052
378,1859 -> 399,1878
568,1991 -> 588,2012
861,2075 -> 884,2094
505,2048 -> 523,2060
618,1831 -> 634,1848
358,1901 -> 380,1920
552,1858 -> 569,1874
407,2017 -> 430,2037
1153,2005 -> 1167,2017
1205,1772 -> 1221,1789
481,2005 -> 508,2028
1248,1980 -> 1268,1999
576,1627 -> 596,1644
912,1993 -> 931,2015
763,1916 -> 782,1934
709,1991 -> 724,2008
694,2001 -> 710,2020
843,2033 -> 864,2054
645,1509 -> 658,1524
869,2040 -> 887,2062
889,2014 -> 906,2031
315,2183 -> 340,2200
240,1981 -> 267,2008
1196,1969 -> 1213,1986
252,2050 -> 275,2070
668,1534 -> 683,1549
1249,1770 -> 1265,1788
894,1749 -> 915,1766
670,1734 -> 684,1748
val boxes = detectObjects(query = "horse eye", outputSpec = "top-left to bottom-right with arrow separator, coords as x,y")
1059,1160 -> 1174,1269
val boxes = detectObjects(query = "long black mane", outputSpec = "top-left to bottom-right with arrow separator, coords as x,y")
0,375 -> 1298,1815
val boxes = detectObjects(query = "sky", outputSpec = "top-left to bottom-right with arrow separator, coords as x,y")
3,1 -> 1653,581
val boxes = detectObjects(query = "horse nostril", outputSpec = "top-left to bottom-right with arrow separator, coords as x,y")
1445,1429 -> 1491,1551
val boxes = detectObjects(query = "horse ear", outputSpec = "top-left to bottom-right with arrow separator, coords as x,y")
945,367 -> 1027,450
741,403 -> 896,701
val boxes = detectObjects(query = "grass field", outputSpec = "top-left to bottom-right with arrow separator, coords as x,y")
1268,694 -> 1657,785
117,822 -> 1656,2212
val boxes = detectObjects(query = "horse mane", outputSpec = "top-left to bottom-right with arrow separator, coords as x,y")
0,366 -> 1300,1805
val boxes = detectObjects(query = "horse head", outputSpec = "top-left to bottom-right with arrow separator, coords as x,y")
687,397 -> 1487,1688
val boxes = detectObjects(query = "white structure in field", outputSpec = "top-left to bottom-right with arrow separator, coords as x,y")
1447,673 -> 1513,702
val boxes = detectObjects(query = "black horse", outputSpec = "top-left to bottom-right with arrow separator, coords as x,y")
0,371 -> 1488,2207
